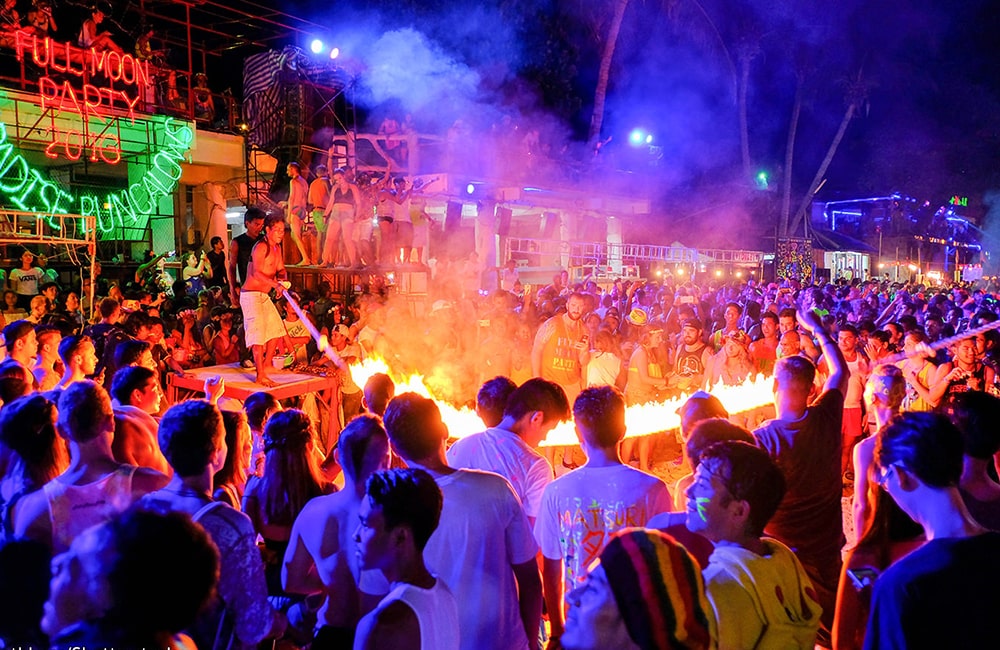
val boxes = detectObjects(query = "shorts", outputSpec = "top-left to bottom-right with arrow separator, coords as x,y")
239,290 -> 286,347
355,218 -> 374,241
394,220 -> 414,248
312,209 -> 327,233
331,204 -> 354,223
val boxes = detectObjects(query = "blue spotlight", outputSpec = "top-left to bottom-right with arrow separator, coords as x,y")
628,129 -> 646,146
329,47 -> 340,60
310,39 -> 324,54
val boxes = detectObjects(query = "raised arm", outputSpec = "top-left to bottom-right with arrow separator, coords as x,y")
798,308 -> 848,395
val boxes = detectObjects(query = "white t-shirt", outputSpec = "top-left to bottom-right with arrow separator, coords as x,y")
354,578 -> 459,650
9,267 -> 43,296
586,352 -> 622,387
534,463 -> 672,596
446,427 -> 554,519
424,469 -> 538,650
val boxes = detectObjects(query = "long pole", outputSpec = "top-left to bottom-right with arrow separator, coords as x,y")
280,288 -> 347,370
880,318 -> 1000,366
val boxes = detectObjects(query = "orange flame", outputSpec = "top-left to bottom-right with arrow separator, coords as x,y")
350,358 -> 774,447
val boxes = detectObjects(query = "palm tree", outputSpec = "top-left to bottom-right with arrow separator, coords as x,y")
588,0 -> 631,144
787,68 -> 872,237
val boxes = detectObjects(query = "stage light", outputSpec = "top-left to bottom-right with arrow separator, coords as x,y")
656,270 -> 662,277
715,269 -> 723,277
645,134 -> 653,144
755,170 -> 769,190
310,39 -> 324,54
330,47 -> 340,60
466,183 -> 475,195
676,267 -> 685,276
736,270 -> 743,278
629,129 -> 646,146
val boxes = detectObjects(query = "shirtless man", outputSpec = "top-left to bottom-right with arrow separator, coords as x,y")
58,334 -> 99,387
749,311 -> 779,375
240,214 -> 290,386
778,308 -> 820,361
285,162 -> 313,265
32,325 -> 62,392
283,415 -> 391,649
109,366 -> 170,476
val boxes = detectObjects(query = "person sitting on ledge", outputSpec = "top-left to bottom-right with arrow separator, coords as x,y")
78,3 -> 122,54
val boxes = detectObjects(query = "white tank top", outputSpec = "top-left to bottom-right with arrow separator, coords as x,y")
359,578 -> 459,650
44,465 -> 138,553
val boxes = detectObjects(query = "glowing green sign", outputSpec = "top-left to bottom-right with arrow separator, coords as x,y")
0,114 -> 193,237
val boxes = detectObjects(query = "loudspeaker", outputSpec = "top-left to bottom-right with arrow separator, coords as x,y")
445,201 -> 463,233
497,206 -> 512,237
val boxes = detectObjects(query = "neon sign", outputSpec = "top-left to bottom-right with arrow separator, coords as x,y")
13,30 -> 152,165
0,115 -> 193,235
949,196 -> 968,207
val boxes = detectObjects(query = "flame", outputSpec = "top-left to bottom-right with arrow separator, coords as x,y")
350,358 -> 775,447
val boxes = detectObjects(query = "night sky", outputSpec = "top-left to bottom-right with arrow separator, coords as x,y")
278,0 -> 1000,240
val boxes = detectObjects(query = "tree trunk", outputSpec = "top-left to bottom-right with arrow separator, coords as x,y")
779,76 -> 803,237
589,0 -> 630,144
738,55 -> 752,182
788,102 -> 856,237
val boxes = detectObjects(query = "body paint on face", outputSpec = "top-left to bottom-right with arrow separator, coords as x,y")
695,497 -> 710,522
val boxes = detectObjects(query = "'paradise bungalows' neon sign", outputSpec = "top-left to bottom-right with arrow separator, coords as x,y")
0,116 -> 194,234
13,30 -> 154,164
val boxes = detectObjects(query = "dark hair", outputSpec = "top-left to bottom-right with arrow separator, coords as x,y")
210,236 -> 223,247
245,391 -> 280,432
58,334 -> 92,364
263,213 -> 286,232
257,410 -> 325,525
0,359 -> 32,403
877,412 -> 963,488
384,393 -> 447,461
573,386 -> 626,448
0,394 -> 65,490
112,339 -> 151,373
778,308 -> 797,321
838,324 -> 859,337
679,392 -> 729,439
109,365 -> 157,405
338,414 -> 389,481
869,330 -> 890,345
476,376 -> 518,427
158,400 -> 224,477
760,311 -> 779,326
121,311 -> 150,337
363,373 -> 395,417
57,380 -> 114,443
503,378 -> 570,425
365,468 -> 443,551
102,510 -> 219,638
698,441 -> 786,537
2,320 -> 33,348
685,418 -> 754,470
244,206 -> 266,224
99,297 -> 120,319
214,410 -> 251,503
948,392 -> 1000,460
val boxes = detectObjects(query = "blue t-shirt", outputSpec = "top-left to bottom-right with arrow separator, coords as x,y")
864,532 -> 1000,649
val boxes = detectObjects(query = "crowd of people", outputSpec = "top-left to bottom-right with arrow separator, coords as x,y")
1,203 -> 1000,649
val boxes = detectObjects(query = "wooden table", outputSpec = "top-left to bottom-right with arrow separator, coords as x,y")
166,362 -> 339,404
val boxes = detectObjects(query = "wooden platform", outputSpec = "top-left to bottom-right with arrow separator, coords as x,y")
166,362 -> 338,403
